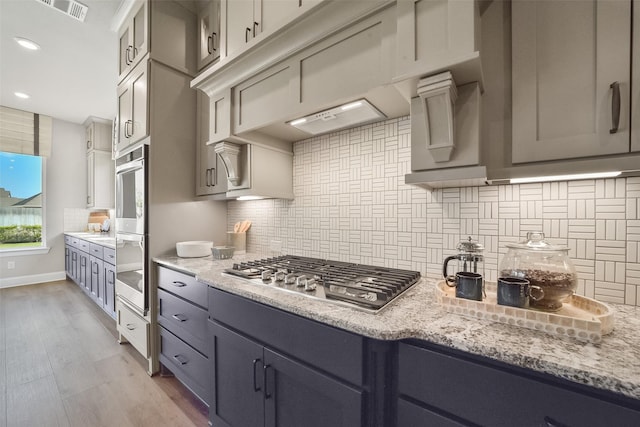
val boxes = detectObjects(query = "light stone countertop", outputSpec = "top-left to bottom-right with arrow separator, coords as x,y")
65,231 -> 116,249
154,253 -> 640,402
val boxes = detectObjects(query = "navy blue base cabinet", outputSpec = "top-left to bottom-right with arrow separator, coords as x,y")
397,341 -> 640,427
208,287 -> 394,427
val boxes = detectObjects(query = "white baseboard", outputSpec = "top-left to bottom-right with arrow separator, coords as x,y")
0,271 -> 67,288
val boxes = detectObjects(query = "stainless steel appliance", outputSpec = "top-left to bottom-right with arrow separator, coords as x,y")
115,145 -> 147,235
115,143 -> 149,316
115,232 -> 147,315
224,255 -> 421,312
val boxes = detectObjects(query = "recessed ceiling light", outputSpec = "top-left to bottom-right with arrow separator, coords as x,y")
14,92 -> 30,99
14,37 -> 40,50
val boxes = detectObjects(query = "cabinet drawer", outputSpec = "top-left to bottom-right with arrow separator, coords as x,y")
397,398 -> 466,427
89,243 -> 104,258
158,288 -> 208,356
209,287 -> 364,386
70,237 -> 80,248
159,327 -> 210,403
64,235 -> 72,245
117,300 -> 149,358
78,239 -> 91,252
398,343 -> 640,427
157,266 -> 207,308
103,247 -> 116,264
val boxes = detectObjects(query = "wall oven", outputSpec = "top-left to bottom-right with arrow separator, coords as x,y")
115,143 -> 148,316
115,145 -> 147,235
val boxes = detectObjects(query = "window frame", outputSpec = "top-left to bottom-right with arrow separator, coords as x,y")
0,152 -> 48,256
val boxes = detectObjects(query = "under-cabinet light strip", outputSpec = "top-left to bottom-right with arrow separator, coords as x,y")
510,171 -> 622,184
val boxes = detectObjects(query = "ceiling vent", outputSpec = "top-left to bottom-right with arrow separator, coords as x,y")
288,99 -> 386,136
37,0 -> 88,22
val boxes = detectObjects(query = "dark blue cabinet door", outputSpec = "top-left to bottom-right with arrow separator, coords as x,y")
104,263 -> 116,318
90,257 -> 104,305
209,321 -> 264,427
263,348 -> 363,427
79,251 -> 90,292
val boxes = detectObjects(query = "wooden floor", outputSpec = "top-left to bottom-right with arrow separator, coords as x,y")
0,280 -> 208,427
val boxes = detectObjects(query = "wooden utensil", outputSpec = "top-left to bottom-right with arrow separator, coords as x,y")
239,220 -> 251,232
234,222 -> 241,233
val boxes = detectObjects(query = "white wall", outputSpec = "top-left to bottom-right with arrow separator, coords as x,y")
0,119 -> 86,286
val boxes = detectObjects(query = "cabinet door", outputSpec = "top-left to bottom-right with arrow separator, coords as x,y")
263,348 -> 363,427
116,60 -> 149,153
225,0 -> 256,57
512,0 -> 631,163
209,88 -> 232,143
198,0 -> 221,69
104,263 -> 116,318
196,90 -> 227,196
79,251 -> 90,293
71,248 -> 79,285
234,62 -> 295,133
86,152 -> 95,207
209,321 -> 264,427
395,0 -> 479,80
118,1 -> 148,83
90,257 -> 104,306
86,123 -> 94,151
632,0 -> 640,152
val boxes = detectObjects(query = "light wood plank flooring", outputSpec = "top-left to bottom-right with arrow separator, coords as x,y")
0,279 -> 208,427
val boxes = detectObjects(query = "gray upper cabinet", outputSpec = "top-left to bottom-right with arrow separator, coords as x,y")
224,0 -> 320,58
196,90 -> 228,197
395,0 -> 481,82
116,60 -> 149,154
511,0 -> 631,164
632,0 -> 640,153
118,0 -> 148,84
85,118 -> 114,209
197,0 -> 221,70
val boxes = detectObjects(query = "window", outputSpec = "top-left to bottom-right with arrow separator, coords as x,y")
0,151 -> 44,250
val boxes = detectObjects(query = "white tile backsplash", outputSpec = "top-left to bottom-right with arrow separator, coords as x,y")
228,116 -> 640,307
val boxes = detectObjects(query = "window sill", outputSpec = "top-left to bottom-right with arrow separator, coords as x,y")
0,247 -> 51,257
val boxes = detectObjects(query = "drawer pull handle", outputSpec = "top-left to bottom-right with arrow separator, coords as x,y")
610,81 -> 620,134
125,323 -> 136,331
544,416 -> 570,427
173,354 -> 188,365
172,314 -> 187,322
252,358 -> 262,392
263,364 -> 272,399
171,281 -> 187,288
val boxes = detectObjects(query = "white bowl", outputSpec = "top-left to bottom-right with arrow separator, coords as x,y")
176,241 -> 213,258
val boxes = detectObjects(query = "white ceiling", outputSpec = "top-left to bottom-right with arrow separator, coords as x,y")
0,0 -> 122,125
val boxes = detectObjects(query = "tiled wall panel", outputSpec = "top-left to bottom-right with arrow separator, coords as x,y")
228,117 -> 640,307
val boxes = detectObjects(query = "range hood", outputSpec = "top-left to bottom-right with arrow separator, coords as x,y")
288,99 -> 386,136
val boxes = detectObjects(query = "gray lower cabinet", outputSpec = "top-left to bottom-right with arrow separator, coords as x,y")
208,287 -> 366,427
157,266 -> 210,405
397,341 -> 640,427
64,236 -> 116,319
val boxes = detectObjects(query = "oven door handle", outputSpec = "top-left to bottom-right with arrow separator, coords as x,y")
115,159 -> 144,175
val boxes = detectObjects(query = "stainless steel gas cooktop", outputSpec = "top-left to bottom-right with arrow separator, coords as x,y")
223,255 -> 421,313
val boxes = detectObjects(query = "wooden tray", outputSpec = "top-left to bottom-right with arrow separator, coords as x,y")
435,280 -> 614,344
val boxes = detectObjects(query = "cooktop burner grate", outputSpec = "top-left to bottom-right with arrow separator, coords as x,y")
223,255 -> 421,312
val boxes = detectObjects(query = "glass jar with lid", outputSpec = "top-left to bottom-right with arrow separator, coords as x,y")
499,231 -> 577,311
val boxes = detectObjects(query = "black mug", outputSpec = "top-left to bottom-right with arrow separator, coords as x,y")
448,271 -> 484,301
497,277 -> 544,308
